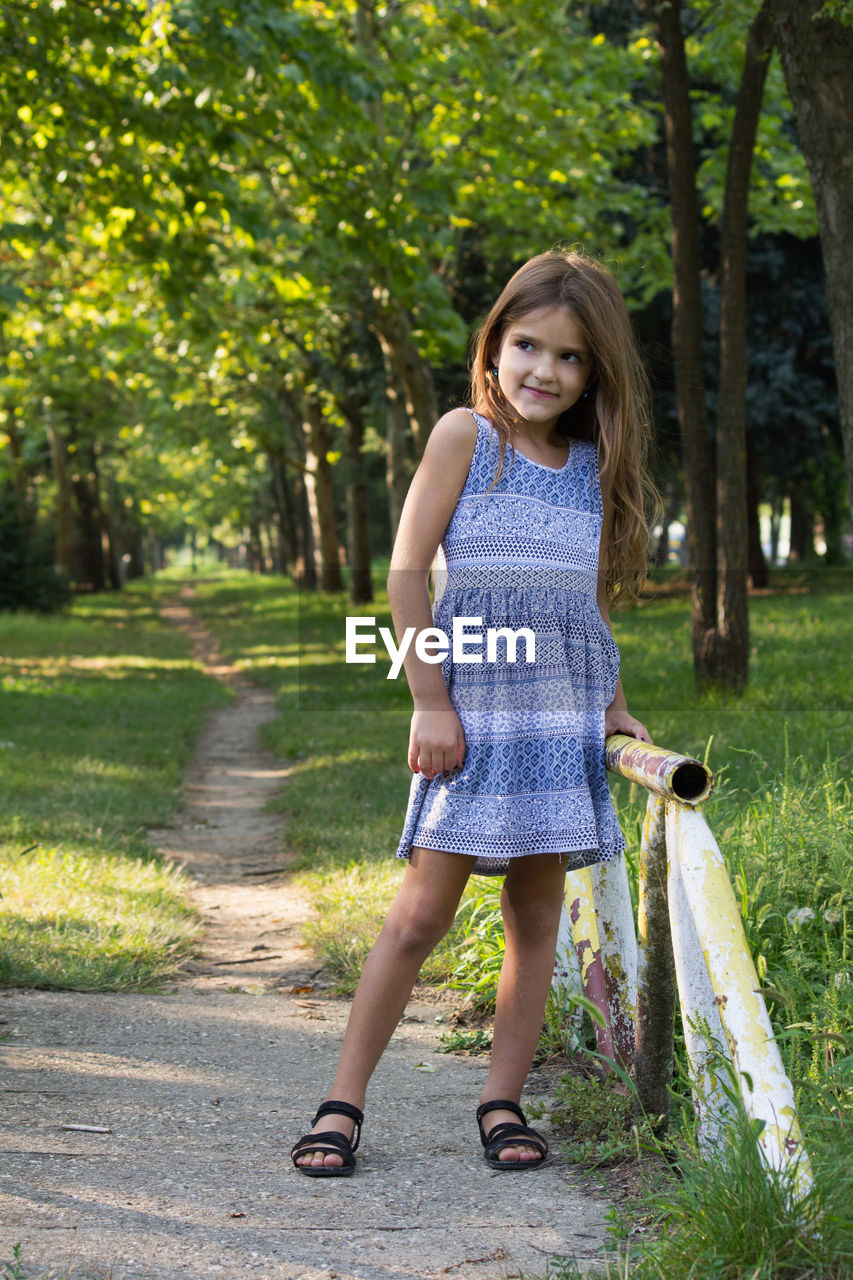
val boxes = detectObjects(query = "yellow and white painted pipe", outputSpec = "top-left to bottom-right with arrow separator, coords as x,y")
554,735 -> 811,1203
666,803 -> 813,1198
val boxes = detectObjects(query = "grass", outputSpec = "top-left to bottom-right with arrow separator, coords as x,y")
0,583 -> 229,989
627,1126 -> 853,1279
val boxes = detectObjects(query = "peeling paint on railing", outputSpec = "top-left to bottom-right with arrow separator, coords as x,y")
552,734 -> 811,1201
562,862 -> 637,1068
604,733 -> 714,804
667,803 -> 812,1196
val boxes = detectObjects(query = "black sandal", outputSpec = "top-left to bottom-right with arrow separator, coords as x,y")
290,1100 -> 363,1178
476,1099 -> 548,1171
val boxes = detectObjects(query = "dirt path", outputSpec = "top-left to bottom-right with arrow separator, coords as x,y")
0,597 -> 614,1280
148,595 -> 321,996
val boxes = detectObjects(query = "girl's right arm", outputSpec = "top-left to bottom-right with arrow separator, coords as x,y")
387,409 -> 478,777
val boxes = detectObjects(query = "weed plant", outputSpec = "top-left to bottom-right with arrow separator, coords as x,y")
0,1243 -> 102,1280
0,1245 -> 24,1280
0,585 -> 228,989
617,1111 -> 853,1279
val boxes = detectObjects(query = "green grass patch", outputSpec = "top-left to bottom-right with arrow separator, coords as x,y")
0,583 -> 229,989
626,1127 -> 853,1279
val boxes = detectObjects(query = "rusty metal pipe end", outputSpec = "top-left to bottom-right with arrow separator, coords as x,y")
605,734 -> 714,806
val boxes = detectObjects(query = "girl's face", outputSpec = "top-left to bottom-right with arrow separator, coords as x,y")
493,306 -> 592,433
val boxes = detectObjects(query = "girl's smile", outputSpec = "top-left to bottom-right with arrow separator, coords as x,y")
494,306 -> 591,433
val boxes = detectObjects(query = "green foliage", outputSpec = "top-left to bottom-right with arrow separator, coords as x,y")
0,1244 -> 99,1280
685,0 -> 819,237
818,0 -> 853,24
0,1244 -> 25,1280
0,847 -> 199,990
537,984 -> 606,1061
724,751 -> 852,1121
299,860 -> 475,995
2,0 -> 834,587
446,890 -> 507,1011
544,1070 -> 651,1167
436,1026 -> 493,1054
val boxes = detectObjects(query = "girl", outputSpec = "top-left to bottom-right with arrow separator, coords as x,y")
291,249 -> 654,1177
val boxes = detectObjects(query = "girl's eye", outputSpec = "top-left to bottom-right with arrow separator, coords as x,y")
516,340 -> 533,351
562,352 -> 580,363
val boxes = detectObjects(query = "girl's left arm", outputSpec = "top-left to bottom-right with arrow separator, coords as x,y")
597,492 -> 652,744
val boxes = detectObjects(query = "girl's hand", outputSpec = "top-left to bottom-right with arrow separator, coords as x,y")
605,707 -> 651,744
408,706 -> 466,777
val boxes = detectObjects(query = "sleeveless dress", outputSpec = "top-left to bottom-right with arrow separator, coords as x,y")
395,409 -> 625,877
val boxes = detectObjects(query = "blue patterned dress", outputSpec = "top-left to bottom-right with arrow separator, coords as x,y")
395,409 -> 625,876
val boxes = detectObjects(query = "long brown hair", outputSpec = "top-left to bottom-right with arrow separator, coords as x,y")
469,249 -> 656,605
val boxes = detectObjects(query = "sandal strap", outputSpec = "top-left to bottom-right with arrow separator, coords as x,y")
290,1129 -> 357,1167
477,1100 -> 547,1162
311,1099 -> 363,1152
476,1098 -> 526,1143
481,1120 -> 547,1162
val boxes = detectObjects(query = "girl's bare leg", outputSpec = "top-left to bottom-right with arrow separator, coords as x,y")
295,846 -> 474,1169
478,853 -> 567,1162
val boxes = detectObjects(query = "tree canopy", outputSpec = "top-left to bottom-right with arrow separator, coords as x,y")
1,0 -> 844,642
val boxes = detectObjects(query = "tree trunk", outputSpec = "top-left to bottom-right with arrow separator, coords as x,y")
648,0 -> 718,684
277,389 -> 317,587
769,496 -> 783,565
44,412 -> 75,578
818,443 -> 845,565
125,499 -> 145,580
788,485 -> 815,561
653,481 -> 681,568
302,397 -> 344,592
247,513 -> 265,574
267,447 -> 299,575
767,0 -> 853,525
69,438 -> 106,592
714,2 -> 773,689
297,478 -> 317,590
372,294 -> 438,458
384,368 -> 411,544
103,478 -> 124,590
343,405 -> 373,604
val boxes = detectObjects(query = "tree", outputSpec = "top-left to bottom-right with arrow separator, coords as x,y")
765,0 -> 853,524
3,0 -> 836,605
643,0 -> 776,690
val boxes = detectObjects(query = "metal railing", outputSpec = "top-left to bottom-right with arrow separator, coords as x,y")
552,734 -> 811,1199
